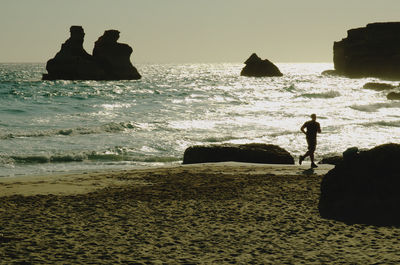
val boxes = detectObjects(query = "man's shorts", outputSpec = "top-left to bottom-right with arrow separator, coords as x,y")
307,137 -> 317,152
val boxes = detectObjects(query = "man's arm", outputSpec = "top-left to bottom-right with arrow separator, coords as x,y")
300,123 -> 307,134
317,123 -> 321,133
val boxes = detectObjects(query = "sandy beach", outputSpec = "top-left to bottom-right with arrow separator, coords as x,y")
1,162 -> 400,264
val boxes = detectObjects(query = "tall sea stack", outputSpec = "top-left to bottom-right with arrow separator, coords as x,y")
333,22 -> 400,80
43,26 -> 141,81
92,30 -> 141,80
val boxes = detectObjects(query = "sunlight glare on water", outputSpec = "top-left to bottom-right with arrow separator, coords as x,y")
0,63 -> 399,176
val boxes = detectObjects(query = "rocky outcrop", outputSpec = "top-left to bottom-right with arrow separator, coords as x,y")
42,26 -> 141,80
240,53 -> 283,77
363,82 -> 396,91
319,143 -> 400,226
42,26 -> 104,80
321,70 -> 340,76
319,156 -> 343,166
182,143 -> 294,165
92,30 -> 141,80
333,22 -> 400,80
319,147 -> 361,166
387,92 -> 400,100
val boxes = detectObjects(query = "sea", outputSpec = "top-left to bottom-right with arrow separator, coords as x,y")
0,63 -> 399,177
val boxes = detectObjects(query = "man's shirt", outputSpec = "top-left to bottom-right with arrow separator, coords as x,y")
303,120 -> 321,139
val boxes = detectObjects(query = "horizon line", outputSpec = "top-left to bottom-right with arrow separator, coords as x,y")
0,61 -> 334,64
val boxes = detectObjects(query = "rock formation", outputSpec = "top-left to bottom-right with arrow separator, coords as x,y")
240,53 -> 283,77
333,22 -> 400,80
42,26 -> 104,80
387,92 -> 400,100
363,82 -> 396,91
319,143 -> 400,226
182,143 -> 294,165
319,155 -> 343,166
92,30 -> 141,80
321,70 -> 340,76
42,26 -> 141,80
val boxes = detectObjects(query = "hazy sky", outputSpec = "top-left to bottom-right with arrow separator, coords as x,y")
1,0 -> 399,63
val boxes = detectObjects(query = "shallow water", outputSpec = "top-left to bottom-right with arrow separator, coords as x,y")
0,63 -> 399,177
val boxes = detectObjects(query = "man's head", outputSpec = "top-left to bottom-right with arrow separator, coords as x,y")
311,114 -> 317,121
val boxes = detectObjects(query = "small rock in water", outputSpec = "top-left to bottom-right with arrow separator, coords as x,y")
240,53 -> 283,77
363,82 -> 396,91
387,92 -> 400,100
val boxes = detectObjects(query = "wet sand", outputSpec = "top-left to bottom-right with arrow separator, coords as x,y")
1,162 -> 400,264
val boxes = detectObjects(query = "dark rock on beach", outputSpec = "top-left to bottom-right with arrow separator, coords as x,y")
363,82 -> 396,91
319,143 -> 400,226
321,70 -> 341,76
182,143 -> 294,165
240,53 -> 283,77
332,22 -> 400,80
319,156 -> 343,166
387,92 -> 400,100
319,147 -> 360,166
42,26 -> 141,81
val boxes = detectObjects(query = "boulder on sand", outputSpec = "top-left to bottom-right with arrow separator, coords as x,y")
182,143 -> 294,165
43,26 -> 141,80
321,70 -> 340,76
319,155 -> 343,166
240,53 -> 283,77
319,143 -> 400,226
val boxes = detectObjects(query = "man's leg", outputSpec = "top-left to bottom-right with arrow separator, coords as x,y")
310,151 -> 318,168
299,151 -> 310,165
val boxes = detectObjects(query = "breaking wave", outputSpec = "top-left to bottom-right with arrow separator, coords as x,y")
0,122 -> 139,139
350,102 -> 400,112
1,152 -> 181,165
300,91 -> 341,99
360,120 -> 400,128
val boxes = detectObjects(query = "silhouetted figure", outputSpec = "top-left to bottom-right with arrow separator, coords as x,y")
299,114 -> 321,168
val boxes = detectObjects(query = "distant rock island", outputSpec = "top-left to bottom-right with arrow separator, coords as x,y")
42,26 -> 141,81
332,22 -> 400,80
240,53 -> 283,77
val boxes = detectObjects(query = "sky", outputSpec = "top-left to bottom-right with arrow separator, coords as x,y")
1,0 -> 399,63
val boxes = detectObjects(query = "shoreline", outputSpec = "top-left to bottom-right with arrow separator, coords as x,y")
0,162 -> 333,197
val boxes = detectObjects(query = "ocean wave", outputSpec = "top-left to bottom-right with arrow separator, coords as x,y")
203,136 -> 238,143
9,154 -> 86,164
350,102 -> 400,112
268,130 -> 297,137
0,122 -> 139,139
1,152 -> 181,165
2,109 -> 26,114
360,120 -> 400,128
300,91 -> 341,99
282,85 -> 296,93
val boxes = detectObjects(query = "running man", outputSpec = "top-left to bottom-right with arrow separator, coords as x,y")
299,114 -> 321,168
